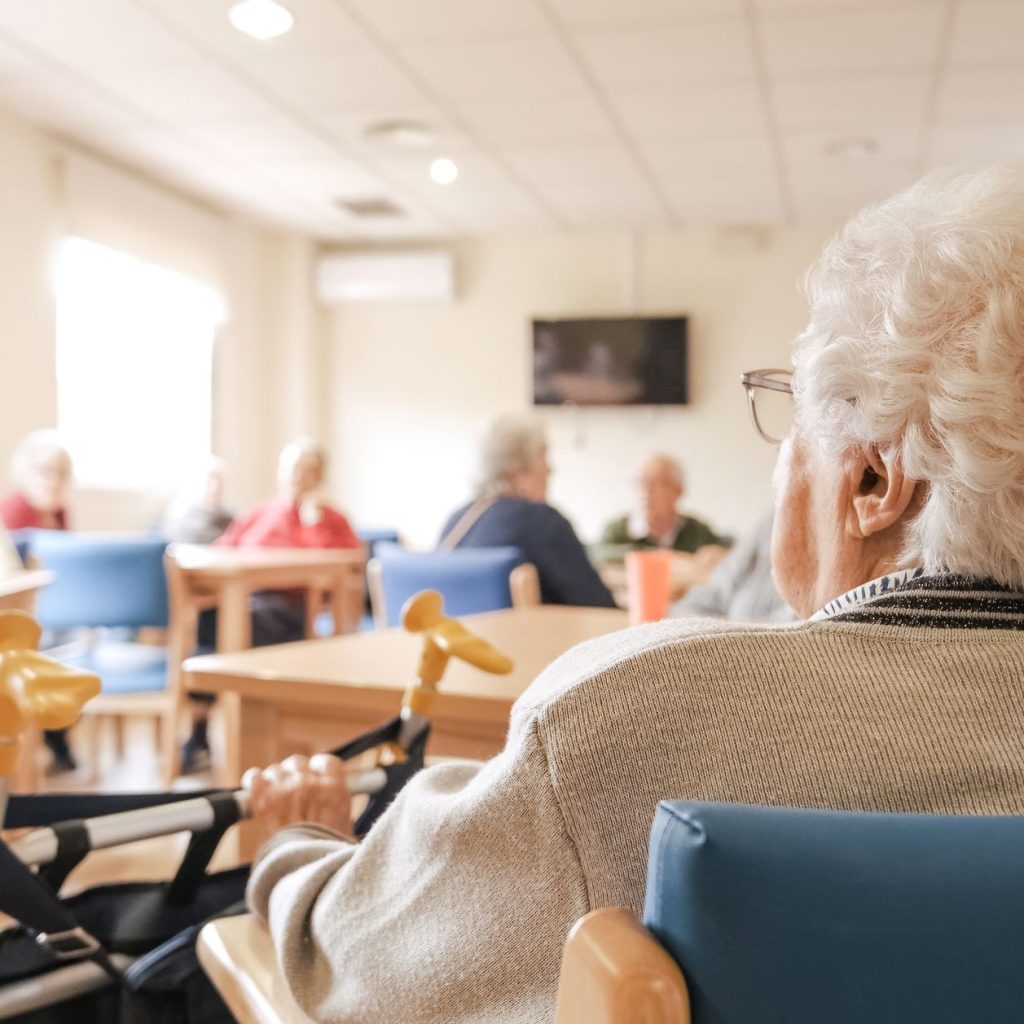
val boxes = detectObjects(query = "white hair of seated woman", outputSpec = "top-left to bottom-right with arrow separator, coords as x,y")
794,164 -> 1024,585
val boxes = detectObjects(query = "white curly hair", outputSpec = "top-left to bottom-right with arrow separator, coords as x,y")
794,164 -> 1024,584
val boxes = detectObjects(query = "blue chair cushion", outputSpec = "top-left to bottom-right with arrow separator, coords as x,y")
375,543 -> 523,627
65,642 -> 168,695
644,801 -> 1024,1024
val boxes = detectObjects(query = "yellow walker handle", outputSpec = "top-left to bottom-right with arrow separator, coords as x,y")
398,590 -> 513,727
0,610 -> 100,780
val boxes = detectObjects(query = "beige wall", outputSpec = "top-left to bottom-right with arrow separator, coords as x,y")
327,226 -> 832,548
0,104 -> 326,530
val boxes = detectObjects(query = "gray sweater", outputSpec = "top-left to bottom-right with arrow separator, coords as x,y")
248,573 -> 1024,1023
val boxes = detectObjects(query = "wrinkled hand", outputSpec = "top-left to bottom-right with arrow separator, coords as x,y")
242,753 -> 352,846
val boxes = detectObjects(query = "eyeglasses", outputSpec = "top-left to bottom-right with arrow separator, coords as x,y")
741,368 -> 794,445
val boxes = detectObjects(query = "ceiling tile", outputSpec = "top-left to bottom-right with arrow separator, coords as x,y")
754,0 -> 938,11
948,0 -> 1024,68
501,144 -> 650,190
758,5 -> 945,79
346,0 -> 547,41
936,67 -> 1024,125
789,163 -> 917,223
182,114 -> 340,163
662,177 -> 785,222
928,122 -> 1024,166
396,35 -> 586,100
609,83 -> 767,140
548,0 -> 742,28
640,135 -> 777,179
236,51 -> 424,111
88,62 -> 278,120
772,74 -> 931,133
539,182 -> 665,228
0,0 -> 196,67
456,94 -> 618,147
574,19 -> 755,89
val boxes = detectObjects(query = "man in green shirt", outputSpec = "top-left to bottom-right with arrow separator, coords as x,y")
595,453 -> 730,564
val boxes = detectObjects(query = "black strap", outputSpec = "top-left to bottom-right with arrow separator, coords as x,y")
328,714 -> 403,760
352,720 -> 430,836
39,819 -> 90,893
0,837 -> 121,981
166,792 -> 241,905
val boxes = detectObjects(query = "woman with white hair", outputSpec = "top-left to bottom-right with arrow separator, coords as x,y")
438,416 -> 615,607
183,439 -> 361,771
0,430 -> 73,531
243,166 -> 1024,1023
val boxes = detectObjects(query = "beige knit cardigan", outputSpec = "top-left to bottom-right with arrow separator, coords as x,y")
248,609 -> 1024,1023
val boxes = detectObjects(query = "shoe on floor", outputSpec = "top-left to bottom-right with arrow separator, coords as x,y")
180,735 -> 211,774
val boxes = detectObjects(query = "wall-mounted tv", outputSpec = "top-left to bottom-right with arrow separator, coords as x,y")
532,316 -> 688,407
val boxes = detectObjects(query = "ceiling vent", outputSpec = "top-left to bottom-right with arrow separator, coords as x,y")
336,197 -> 406,218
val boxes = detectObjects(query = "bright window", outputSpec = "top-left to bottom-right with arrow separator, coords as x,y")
55,237 -> 227,490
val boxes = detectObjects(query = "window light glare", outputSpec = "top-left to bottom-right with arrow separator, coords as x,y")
429,157 -> 458,186
229,0 -> 294,40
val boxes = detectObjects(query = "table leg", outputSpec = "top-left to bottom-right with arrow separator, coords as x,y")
217,580 -> 251,654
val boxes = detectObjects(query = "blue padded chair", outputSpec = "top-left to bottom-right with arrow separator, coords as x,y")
556,801 -> 1024,1024
25,531 -> 180,779
368,542 -> 531,628
356,527 -> 401,560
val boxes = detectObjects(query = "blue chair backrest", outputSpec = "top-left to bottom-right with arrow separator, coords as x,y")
644,801 -> 1024,1023
375,542 -> 522,627
356,528 -> 401,560
27,531 -> 170,631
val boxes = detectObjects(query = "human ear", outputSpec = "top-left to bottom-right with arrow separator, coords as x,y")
846,446 -> 919,540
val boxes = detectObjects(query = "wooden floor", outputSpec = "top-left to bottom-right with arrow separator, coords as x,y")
12,717 -> 241,902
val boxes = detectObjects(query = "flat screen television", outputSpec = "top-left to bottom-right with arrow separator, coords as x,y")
532,316 -> 688,407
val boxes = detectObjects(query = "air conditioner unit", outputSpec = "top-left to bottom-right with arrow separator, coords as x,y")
316,250 -> 454,304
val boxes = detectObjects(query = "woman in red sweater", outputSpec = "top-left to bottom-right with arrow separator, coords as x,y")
185,439 -> 361,770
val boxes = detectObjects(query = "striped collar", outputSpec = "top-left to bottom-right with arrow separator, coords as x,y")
814,570 -> 1024,631
813,567 -> 925,620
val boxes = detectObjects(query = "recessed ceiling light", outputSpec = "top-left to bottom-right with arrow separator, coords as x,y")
430,157 -> 458,185
229,0 -> 294,40
364,120 -> 436,150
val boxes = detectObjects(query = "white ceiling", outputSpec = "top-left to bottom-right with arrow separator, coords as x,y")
0,0 -> 1019,240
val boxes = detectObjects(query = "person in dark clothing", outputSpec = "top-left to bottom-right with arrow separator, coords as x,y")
439,417 -> 615,608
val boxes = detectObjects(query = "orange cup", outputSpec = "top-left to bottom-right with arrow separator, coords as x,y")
625,549 -> 673,626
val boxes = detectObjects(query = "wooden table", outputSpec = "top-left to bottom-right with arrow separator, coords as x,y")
167,545 -> 367,653
185,605 -> 627,787
167,545 -> 367,786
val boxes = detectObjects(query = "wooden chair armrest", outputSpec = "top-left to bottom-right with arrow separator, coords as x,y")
509,562 -> 541,608
367,558 -> 387,628
555,907 -> 690,1024
198,914 -> 315,1024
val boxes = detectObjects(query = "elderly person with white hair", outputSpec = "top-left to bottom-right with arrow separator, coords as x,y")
437,416 -> 615,607
0,430 -> 73,531
598,452 -> 730,558
183,439 -> 361,771
243,166 -> 1024,1024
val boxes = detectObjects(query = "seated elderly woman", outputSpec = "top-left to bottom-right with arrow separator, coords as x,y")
438,416 -> 615,607
0,431 -> 77,771
0,430 -> 73,532
245,166 -> 1024,1023
183,438 -> 361,771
